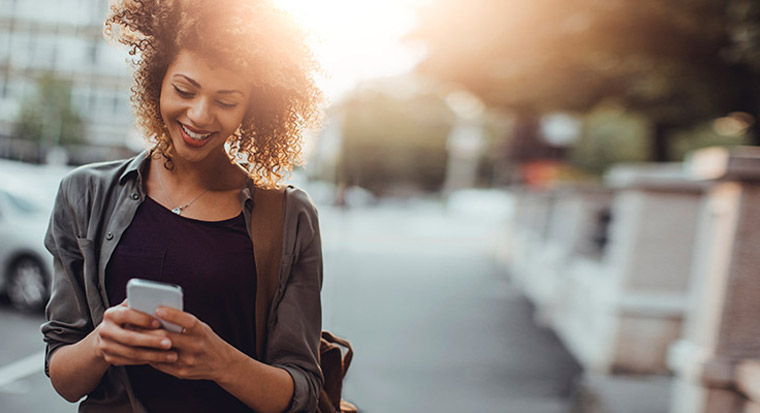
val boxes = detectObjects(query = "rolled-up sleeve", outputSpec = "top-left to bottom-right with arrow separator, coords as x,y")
266,190 -> 324,412
40,178 -> 92,377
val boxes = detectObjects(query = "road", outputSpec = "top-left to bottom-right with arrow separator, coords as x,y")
0,196 -> 583,412
320,200 -> 582,412
0,300 -> 71,411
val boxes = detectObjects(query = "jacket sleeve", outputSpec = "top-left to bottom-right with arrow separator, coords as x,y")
40,177 -> 93,377
265,188 -> 324,412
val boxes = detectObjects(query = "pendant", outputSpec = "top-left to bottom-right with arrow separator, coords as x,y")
172,207 -> 182,215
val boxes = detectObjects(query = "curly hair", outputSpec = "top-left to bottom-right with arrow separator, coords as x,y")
104,0 -> 322,188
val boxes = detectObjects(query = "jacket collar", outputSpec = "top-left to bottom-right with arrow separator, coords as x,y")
119,149 -> 256,212
118,149 -> 152,185
118,148 -> 257,211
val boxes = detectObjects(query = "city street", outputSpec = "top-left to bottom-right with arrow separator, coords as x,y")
320,200 -> 582,412
0,301 -> 71,411
0,195 -> 583,412
1,0 -> 755,411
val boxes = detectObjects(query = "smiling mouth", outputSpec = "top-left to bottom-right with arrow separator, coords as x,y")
178,122 -> 214,141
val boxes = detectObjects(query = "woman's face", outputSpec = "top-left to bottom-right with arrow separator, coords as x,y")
159,49 -> 251,164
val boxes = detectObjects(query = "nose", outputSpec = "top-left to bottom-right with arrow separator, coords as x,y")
187,97 -> 214,127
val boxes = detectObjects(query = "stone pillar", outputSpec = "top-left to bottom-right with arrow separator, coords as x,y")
526,185 -> 611,325
557,163 -> 706,374
506,188 -> 556,290
669,146 -> 760,413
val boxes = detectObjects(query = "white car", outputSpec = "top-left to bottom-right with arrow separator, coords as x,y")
0,165 -> 59,312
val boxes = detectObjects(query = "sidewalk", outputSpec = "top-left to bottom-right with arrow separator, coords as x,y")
572,374 -> 672,413
320,204 -> 585,412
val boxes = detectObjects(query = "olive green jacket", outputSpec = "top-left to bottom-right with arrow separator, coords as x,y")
41,150 -> 323,412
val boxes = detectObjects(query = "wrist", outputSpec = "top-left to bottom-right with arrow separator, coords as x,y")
87,327 -> 109,368
214,344 -> 248,385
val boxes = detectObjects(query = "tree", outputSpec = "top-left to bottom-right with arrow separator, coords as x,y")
411,0 -> 760,162
14,73 -> 85,147
337,83 -> 455,195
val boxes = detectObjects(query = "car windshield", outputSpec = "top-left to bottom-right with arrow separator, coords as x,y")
0,189 -> 40,214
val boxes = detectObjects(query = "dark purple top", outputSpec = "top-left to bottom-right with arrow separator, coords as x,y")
106,196 -> 256,412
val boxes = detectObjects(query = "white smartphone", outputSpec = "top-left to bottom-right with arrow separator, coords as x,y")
126,278 -> 184,333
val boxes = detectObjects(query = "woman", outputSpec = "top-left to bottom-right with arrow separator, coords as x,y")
41,0 -> 323,411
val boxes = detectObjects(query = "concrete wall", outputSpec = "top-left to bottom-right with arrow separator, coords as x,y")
506,146 -> 760,412
507,163 -> 706,374
668,147 -> 760,413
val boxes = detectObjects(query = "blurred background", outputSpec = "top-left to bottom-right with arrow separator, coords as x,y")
1,0 -> 759,412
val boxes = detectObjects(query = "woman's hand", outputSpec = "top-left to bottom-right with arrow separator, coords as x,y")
94,300 -> 177,366
148,306 -> 236,382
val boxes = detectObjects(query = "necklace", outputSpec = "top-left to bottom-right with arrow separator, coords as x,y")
156,163 -> 209,215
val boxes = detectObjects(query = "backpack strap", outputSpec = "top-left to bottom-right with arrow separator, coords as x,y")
321,331 -> 353,379
251,185 -> 286,359
252,185 -> 357,413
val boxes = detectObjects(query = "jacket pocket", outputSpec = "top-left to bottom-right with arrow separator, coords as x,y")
76,237 -> 94,256
76,237 -> 97,284
76,237 -> 106,324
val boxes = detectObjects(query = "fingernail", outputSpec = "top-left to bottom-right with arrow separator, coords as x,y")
167,353 -> 177,362
155,308 -> 166,317
161,339 -> 171,348
152,320 -> 160,328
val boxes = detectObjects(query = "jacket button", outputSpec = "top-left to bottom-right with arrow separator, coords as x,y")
130,192 -> 139,200
106,232 -> 114,240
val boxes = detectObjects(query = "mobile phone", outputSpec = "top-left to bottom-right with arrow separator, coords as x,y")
127,278 -> 184,333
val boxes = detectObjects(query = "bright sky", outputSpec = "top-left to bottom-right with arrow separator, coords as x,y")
275,0 -> 432,103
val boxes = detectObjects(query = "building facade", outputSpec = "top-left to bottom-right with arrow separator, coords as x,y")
0,0 -> 137,160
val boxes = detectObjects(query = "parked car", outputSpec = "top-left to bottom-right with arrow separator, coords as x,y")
0,178 -> 55,312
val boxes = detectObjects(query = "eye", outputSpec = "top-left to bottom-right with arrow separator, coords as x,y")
216,101 -> 239,109
173,85 -> 194,98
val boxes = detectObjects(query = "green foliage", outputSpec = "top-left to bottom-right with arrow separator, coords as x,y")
726,0 -> 760,71
14,73 -> 85,146
338,87 -> 455,195
570,104 -> 651,174
670,122 -> 751,161
412,0 -> 760,161
414,0 -> 750,119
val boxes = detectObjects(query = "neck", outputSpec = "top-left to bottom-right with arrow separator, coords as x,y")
152,149 -> 248,194
168,151 -> 226,189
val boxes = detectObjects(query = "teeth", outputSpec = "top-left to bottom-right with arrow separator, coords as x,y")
180,123 -> 213,140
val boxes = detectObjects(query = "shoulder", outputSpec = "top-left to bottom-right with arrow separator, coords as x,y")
61,159 -> 130,187
282,185 -> 321,243
283,185 -> 318,217
58,153 -> 146,201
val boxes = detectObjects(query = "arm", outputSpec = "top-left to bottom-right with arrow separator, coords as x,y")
216,349 -> 295,413
42,179 -> 176,402
41,178 -> 100,402
50,303 -> 177,402
48,330 -> 109,402
262,188 -> 324,412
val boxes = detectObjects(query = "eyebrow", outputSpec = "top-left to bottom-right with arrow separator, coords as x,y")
173,74 -> 244,96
